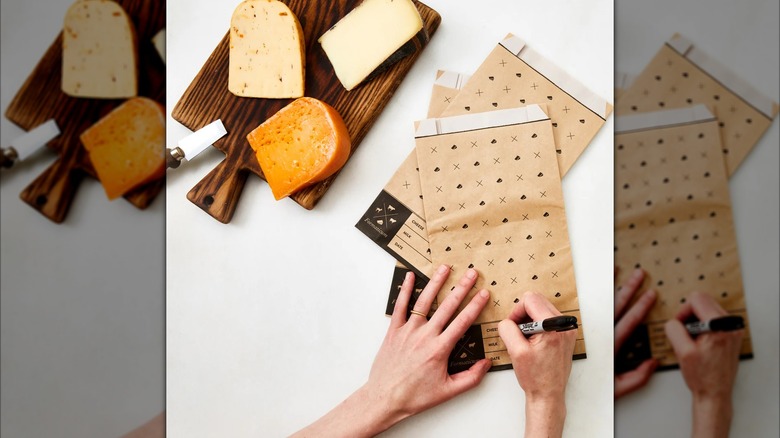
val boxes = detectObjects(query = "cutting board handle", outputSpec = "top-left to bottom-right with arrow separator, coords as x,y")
187,156 -> 248,224
19,146 -> 84,224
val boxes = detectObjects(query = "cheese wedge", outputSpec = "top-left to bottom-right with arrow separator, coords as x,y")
81,97 -> 165,200
319,0 -> 425,91
247,98 -> 351,200
62,0 -> 138,98
152,29 -> 166,63
229,0 -> 305,98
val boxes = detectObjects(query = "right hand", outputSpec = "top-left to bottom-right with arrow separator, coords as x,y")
498,292 -> 577,401
498,292 -> 576,438
664,292 -> 743,402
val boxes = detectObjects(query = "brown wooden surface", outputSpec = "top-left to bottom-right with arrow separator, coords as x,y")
171,0 -> 441,224
4,0 -> 165,223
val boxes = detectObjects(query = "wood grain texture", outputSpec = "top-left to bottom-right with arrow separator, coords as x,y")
172,0 -> 441,224
5,0 -> 165,223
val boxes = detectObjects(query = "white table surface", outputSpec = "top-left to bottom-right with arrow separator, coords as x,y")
615,0 -> 780,436
1,0 -> 165,436
166,0 -> 614,436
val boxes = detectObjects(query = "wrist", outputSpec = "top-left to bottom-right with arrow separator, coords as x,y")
352,384 -> 410,435
525,394 -> 566,438
692,394 -> 733,438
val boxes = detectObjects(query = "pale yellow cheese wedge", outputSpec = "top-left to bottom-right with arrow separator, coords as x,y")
81,97 -> 165,200
229,0 -> 305,98
319,0 -> 423,91
152,29 -> 165,63
62,0 -> 138,98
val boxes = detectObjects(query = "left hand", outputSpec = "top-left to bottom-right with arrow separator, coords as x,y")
366,265 -> 492,423
614,267 -> 658,398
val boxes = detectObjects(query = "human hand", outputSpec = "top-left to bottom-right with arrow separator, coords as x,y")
291,265 -> 491,437
614,267 -> 658,399
665,292 -> 743,438
497,292 -> 576,438
366,265 -> 492,420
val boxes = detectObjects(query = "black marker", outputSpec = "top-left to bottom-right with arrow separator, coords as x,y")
685,315 -> 744,335
519,316 -> 578,336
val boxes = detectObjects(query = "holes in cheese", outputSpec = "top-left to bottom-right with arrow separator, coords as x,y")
80,97 -> 165,200
247,97 -> 351,200
318,0 -> 425,91
229,0 -> 305,98
62,0 -> 138,98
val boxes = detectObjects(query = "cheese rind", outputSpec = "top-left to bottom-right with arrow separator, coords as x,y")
319,0 -> 424,91
247,97 -> 351,200
81,97 -> 165,199
62,0 -> 138,98
228,0 -> 305,98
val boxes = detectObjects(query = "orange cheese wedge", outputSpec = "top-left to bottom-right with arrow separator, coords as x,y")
81,97 -> 165,200
247,97 -> 351,200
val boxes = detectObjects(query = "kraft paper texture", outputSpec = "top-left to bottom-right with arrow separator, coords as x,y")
358,34 -> 612,291
614,105 -> 753,371
616,33 -> 779,176
413,105 -> 585,370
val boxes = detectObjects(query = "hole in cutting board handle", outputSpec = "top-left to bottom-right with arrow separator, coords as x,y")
35,195 -> 48,206
203,195 -> 215,207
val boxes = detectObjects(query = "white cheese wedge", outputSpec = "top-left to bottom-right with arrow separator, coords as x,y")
318,0 -> 424,91
152,29 -> 165,63
228,0 -> 305,98
62,0 -> 138,98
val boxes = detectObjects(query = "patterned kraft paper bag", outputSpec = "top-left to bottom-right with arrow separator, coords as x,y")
616,33 -> 779,176
414,105 -> 585,371
614,105 -> 753,372
356,34 -> 611,312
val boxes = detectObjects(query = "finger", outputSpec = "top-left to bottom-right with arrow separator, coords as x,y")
498,317 -> 530,356
504,295 -> 530,323
687,292 -> 728,321
440,289 -> 490,348
447,358 -> 491,397
523,292 -> 560,320
428,269 -> 479,332
409,264 -> 451,323
615,289 -> 657,352
664,318 -> 695,359
674,300 -> 694,323
390,271 -> 414,329
615,268 -> 645,320
614,359 -> 658,399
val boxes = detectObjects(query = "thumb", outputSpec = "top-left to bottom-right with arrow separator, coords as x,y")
665,319 -> 695,359
498,318 -> 529,357
448,358 -> 491,396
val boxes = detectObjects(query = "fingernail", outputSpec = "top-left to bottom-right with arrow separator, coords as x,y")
632,268 -> 644,278
466,269 -> 477,279
479,289 -> 489,298
645,289 -> 656,299
438,264 -> 449,274
405,272 -> 413,281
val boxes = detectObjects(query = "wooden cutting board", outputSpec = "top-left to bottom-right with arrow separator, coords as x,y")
4,0 -> 165,224
171,0 -> 441,224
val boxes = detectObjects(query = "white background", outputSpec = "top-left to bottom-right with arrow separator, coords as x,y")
615,0 -> 779,436
1,0 -> 165,436
167,0 -> 613,436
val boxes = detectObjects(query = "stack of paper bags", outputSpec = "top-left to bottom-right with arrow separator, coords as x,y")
614,34 -> 779,372
356,34 -> 612,372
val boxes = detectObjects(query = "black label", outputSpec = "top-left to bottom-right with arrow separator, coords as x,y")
355,190 -> 413,247
447,325 -> 486,374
